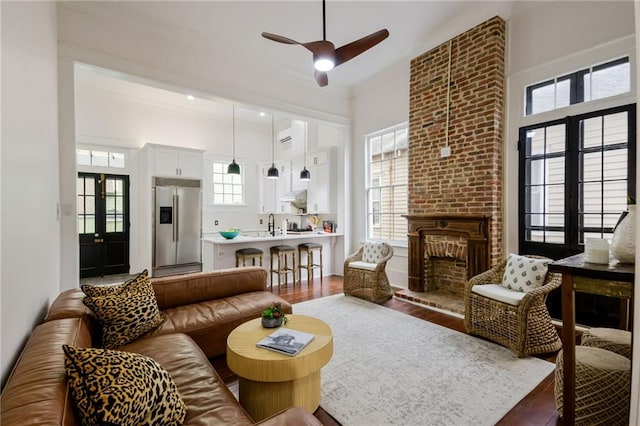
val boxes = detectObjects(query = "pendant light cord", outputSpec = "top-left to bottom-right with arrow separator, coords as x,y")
304,121 -> 308,167
232,106 -> 236,159
444,39 -> 452,148
271,115 -> 275,164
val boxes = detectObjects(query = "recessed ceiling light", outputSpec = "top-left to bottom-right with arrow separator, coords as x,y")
187,95 -> 195,100
260,112 -> 266,117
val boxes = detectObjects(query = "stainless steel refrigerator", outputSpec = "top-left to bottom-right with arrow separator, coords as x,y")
152,177 -> 202,277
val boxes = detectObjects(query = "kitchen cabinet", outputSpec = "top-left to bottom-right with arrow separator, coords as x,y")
276,161 -> 292,213
258,163 -> 278,213
152,145 -> 204,178
306,148 -> 335,214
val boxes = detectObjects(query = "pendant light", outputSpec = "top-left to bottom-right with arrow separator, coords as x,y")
267,115 -> 279,179
299,121 -> 311,181
227,106 -> 240,175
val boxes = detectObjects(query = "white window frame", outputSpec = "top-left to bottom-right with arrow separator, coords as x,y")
212,161 -> 244,205
365,122 -> 408,244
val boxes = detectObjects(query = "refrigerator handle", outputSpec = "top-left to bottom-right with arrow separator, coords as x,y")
175,194 -> 179,242
172,194 -> 177,242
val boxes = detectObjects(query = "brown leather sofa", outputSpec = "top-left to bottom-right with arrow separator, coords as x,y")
1,267 -> 322,425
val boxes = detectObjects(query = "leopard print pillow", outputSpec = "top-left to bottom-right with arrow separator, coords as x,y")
83,271 -> 164,349
63,345 -> 187,426
81,269 -> 148,297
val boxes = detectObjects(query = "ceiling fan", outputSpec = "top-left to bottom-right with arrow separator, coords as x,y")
262,0 -> 389,87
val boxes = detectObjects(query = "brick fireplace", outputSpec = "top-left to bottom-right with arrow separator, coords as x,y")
399,17 -> 505,312
405,214 -> 490,295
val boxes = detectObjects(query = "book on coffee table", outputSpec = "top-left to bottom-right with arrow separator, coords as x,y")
256,328 -> 315,356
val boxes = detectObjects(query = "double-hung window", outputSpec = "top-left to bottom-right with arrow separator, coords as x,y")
366,124 -> 408,243
519,104 -> 636,259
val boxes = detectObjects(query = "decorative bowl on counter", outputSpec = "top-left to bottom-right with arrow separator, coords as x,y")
219,229 -> 240,239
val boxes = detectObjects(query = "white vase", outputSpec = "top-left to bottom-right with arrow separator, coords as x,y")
611,205 -> 636,263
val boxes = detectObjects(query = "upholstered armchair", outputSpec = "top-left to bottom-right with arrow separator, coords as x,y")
343,241 -> 394,303
464,254 -> 562,357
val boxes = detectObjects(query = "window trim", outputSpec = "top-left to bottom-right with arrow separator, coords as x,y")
365,122 -> 408,244
211,160 -> 244,205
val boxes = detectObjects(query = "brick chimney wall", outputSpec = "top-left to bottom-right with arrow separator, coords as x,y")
408,16 -> 505,263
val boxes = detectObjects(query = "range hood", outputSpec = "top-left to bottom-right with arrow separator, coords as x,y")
280,190 -> 307,209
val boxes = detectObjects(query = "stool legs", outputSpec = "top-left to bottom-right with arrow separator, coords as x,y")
298,246 -> 323,285
270,251 -> 296,288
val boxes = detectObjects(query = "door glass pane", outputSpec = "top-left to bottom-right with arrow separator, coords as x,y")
603,112 -> 628,146
85,178 -> 94,196
86,196 -> 95,214
546,125 -> 566,153
603,149 -> 627,180
583,117 -> 603,148
106,217 -> 115,233
85,215 -> 95,233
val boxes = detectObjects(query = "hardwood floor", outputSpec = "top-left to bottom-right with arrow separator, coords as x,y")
209,275 -> 561,425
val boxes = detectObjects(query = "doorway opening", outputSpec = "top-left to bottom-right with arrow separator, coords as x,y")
78,172 -> 130,278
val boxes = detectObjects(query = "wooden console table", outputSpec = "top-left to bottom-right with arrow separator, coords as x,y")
548,253 -> 634,425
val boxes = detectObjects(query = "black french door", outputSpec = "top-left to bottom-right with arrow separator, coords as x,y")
78,173 -> 130,278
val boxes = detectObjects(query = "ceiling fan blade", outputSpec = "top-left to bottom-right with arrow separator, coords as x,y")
261,32 -> 301,45
314,70 -> 328,87
334,29 -> 390,67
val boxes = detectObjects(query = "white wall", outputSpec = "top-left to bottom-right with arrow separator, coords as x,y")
1,1 -> 60,383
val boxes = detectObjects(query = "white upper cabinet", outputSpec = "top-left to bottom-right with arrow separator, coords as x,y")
258,163 -> 278,213
152,145 -> 204,179
306,147 -> 335,214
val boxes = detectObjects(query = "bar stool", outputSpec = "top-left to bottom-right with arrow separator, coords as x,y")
298,242 -> 323,284
235,248 -> 263,267
269,245 -> 296,288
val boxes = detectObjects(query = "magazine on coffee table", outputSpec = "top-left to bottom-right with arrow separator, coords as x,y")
256,328 -> 315,356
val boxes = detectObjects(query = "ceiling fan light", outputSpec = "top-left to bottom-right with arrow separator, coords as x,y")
267,164 -> 279,179
314,57 -> 334,72
300,167 -> 311,181
227,159 -> 240,175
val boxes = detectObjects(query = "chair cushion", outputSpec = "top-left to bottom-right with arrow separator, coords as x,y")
82,270 -> 164,349
348,261 -> 378,271
500,253 -> 549,293
472,284 -> 527,306
63,345 -> 186,426
362,241 -> 390,264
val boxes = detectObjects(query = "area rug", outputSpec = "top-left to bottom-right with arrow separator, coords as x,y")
294,294 -> 555,426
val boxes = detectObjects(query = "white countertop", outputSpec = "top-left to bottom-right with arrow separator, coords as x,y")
202,232 -> 342,245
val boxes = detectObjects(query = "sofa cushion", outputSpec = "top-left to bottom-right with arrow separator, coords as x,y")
63,345 -> 186,426
472,283 -> 527,306
146,291 -> 292,358
348,261 -> 378,271
120,333 -> 254,425
83,272 -> 164,349
500,253 -> 549,293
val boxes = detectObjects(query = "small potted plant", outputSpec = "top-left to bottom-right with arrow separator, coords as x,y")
261,302 -> 288,328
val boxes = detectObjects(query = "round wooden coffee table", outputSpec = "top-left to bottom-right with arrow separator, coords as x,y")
226,315 -> 333,421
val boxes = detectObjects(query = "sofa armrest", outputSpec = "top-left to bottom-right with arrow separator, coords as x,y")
152,267 -> 268,310
256,407 -> 323,426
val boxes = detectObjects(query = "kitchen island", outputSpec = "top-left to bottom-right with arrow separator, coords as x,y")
202,232 -> 344,282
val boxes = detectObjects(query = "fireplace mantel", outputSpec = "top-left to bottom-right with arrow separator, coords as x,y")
403,214 -> 491,292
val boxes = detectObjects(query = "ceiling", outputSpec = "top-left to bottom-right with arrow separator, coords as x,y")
65,1 -> 508,121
